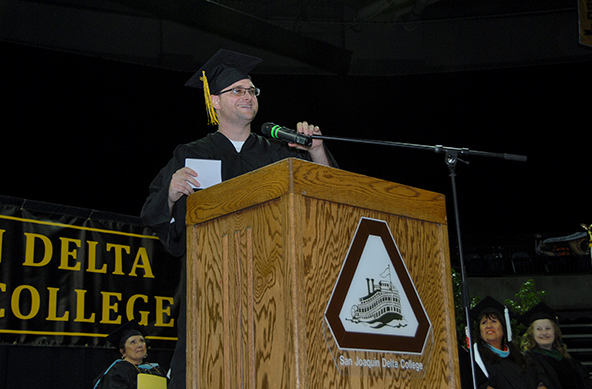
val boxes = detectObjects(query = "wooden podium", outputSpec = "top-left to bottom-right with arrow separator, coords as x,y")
186,158 -> 460,388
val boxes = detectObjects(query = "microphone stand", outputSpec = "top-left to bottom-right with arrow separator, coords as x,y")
312,134 -> 527,389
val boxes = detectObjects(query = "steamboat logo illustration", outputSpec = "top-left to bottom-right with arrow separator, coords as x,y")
347,265 -> 406,329
324,217 -> 431,354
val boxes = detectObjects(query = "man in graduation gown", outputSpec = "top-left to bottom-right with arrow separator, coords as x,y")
141,49 -> 336,389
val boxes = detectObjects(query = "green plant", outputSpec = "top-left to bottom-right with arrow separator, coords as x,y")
504,278 -> 548,336
504,278 -> 547,314
451,268 -> 480,346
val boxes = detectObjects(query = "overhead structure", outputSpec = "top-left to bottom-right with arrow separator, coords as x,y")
1,0 -> 591,76
106,0 -> 353,75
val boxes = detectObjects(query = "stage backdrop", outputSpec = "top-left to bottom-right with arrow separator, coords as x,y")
0,196 -> 181,349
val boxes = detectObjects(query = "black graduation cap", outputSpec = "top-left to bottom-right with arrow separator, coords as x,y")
185,49 -> 262,93
470,296 -> 507,322
184,49 -> 262,125
105,320 -> 146,349
517,302 -> 558,326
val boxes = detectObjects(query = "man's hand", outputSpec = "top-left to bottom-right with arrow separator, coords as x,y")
292,121 -> 331,166
168,167 -> 199,212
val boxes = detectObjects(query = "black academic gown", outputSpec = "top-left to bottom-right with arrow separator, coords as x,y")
140,131 -> 337,389
473,344 -> 548,389
93,359 -> 166,389
525,349 -> 592,389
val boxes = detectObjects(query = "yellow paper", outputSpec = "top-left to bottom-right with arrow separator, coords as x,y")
137,373 -> 167,389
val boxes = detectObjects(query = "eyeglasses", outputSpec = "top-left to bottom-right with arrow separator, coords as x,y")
217,87 -> 260,97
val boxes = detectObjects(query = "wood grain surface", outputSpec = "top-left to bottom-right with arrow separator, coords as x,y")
186,159 -> 459,388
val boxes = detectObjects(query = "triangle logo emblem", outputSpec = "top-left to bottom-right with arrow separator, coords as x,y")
324,217 -> 432,354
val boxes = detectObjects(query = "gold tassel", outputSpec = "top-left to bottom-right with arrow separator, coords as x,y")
200,71 -> 219,125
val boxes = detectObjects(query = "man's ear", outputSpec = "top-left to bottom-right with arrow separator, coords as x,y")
210,95 -> 220,109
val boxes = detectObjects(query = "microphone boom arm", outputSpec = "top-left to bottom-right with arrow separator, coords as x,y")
311,135 -> 527,162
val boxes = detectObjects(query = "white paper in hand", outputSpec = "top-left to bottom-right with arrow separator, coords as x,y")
185,158 -> 222,189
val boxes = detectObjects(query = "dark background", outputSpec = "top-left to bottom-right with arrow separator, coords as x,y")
2,40 -> 589,241
0,38 -> 590,388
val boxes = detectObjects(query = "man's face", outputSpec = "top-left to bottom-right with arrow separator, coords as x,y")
212,79 -> 258,125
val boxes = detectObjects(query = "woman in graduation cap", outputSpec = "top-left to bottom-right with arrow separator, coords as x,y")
470,296 -> 548,389
93,320 -> 167,389
519,302 -> 592,389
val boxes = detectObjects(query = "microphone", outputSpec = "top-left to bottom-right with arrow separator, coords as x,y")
261,122 -> 313,147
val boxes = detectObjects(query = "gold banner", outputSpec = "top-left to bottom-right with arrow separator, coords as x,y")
0,204 -> 181,347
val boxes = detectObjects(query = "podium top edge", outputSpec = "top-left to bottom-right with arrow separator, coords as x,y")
186,158 -> 447,225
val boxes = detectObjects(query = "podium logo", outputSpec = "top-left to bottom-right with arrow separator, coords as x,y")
324,217 -> 431,354
346,265 -> 405,329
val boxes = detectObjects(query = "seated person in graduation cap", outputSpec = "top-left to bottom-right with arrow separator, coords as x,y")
93,320 -> 167,389
519,302 -> 592,389
470,296 -> 548,389
141,48 -> 337,389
